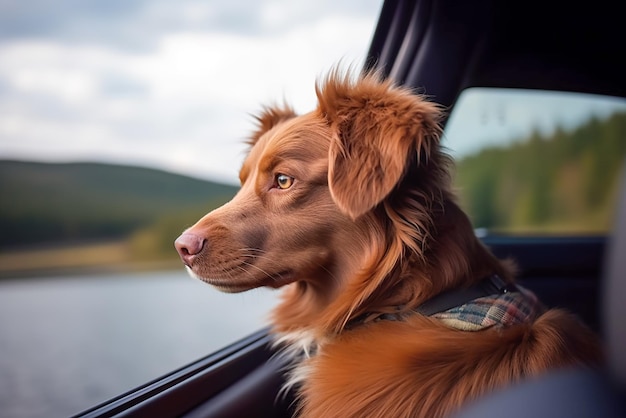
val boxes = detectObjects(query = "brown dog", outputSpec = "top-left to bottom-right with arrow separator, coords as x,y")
175,69 -> 600,417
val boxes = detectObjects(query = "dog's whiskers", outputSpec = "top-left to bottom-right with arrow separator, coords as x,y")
241,260 -> 279,282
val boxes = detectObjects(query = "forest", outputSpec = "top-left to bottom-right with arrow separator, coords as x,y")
0,160 -> 238,256
454,110 -> 626,233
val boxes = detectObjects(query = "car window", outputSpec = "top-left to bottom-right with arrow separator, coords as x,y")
443,88 -> 626,235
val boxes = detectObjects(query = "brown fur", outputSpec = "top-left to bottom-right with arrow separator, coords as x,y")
175,69 -> 601,417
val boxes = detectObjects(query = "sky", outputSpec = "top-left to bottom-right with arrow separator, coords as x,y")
1,0 -> 625,185
443,88 -> 626,158
0,0 -> 382,184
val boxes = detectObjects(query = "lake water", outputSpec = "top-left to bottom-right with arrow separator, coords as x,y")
0,270 -> 280,418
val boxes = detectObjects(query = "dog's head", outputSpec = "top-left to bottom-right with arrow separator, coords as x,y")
174,70 -> 443,306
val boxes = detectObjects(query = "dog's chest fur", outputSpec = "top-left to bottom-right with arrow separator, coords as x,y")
273,329 -> 322,393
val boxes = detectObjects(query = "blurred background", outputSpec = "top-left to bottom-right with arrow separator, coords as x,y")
0,1 -> 381,417
0,0 -> 381,275
1,1 -> 626,417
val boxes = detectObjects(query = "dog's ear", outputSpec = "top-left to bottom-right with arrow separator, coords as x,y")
249,105 -> 296,145
317,72 -> 442,219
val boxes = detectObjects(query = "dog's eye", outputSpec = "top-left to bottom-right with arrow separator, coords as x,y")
275,174 -> 294,189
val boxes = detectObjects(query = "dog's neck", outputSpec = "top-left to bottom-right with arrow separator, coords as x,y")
271,197 -> 511,342
343,274 -> 539,331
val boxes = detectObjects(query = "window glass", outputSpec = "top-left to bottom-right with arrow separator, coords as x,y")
443,88 -> 626,234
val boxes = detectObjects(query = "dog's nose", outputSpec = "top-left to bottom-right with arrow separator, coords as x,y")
174,233 -> 206,265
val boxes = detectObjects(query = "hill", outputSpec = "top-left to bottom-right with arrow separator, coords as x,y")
454,110 -> 626,233
0,160 -> 239,250
2,110 -> 624,276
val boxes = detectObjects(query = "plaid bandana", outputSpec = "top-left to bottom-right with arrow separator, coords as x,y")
432,286 -> 543,331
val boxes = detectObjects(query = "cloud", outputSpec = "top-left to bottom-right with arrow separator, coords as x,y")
0,0 -> 380,50
0,2 -> 381,184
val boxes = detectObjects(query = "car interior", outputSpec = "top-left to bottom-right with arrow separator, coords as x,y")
74,1 -> 626,417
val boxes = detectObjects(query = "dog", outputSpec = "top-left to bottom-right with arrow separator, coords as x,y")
174,69 -> 601,417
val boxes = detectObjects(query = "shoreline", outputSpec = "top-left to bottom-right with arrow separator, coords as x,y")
0,240 -> 182,280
